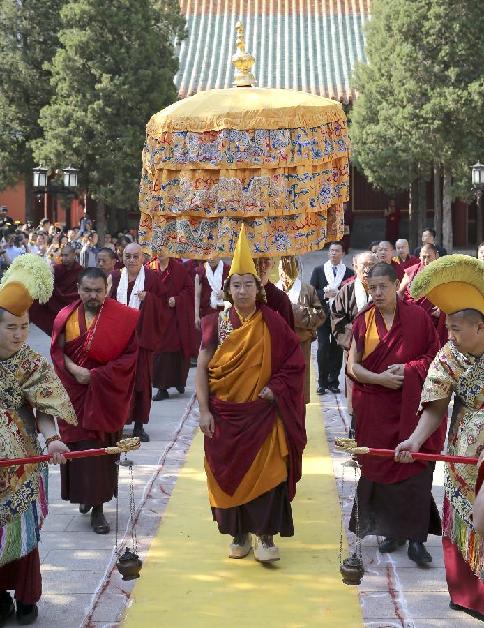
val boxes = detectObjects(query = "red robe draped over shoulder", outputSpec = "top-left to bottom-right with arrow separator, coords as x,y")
203,305 -> 306,501
399,254 -> 419,270
402,262 -> 448,346
110,267 -> 168,423
51,298 -> 139,443
149,258 -> 196,359
351,300 -> 445,484
29,262 -> 83,335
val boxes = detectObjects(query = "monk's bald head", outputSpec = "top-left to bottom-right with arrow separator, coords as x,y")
354,251 -> 377,282
420,243 -> 438,266
395,239 -> 410,260
123,242 -> 143,275
60,244 -> 77,267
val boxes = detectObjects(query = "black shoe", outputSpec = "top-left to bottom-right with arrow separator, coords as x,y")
176,386 -> 185,395
91,508 -> 110,535
407,540 -> 432,566
152,388 -> 169,401
449,601 -> 484,621
378,537 -> 406,553
79,504 -> 92,515
15,601 -> 38,625
328,384 -> 340,394
0,591 -> 14,626
317,386 -> 327,395
132,425 -> 150,442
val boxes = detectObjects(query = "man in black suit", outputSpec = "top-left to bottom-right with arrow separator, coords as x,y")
310,242 -> 354,394
413,228 -> 447,258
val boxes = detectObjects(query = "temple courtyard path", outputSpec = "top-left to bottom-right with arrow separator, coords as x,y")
123,377 -> 363,628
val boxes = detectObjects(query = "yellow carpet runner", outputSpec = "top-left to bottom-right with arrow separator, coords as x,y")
123,380 -> 363,627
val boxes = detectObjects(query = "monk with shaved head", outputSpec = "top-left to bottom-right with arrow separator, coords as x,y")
109,243 -> 168,441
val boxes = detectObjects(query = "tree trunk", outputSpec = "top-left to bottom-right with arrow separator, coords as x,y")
96,199 -> 107,247
442,166 -> 453,253
408,178 -> 418,250
433,162 -> 442,243
417,164 -> 427,237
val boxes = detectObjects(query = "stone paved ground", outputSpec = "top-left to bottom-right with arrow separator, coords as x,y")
24,324 -> 199,627
17,248 -> 480,627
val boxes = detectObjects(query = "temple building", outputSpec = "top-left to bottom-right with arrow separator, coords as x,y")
171,0 -> 476,248
0,0 -> 476,246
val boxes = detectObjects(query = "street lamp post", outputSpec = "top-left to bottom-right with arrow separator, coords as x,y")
471,161 -> 484,245
32,165 -> 79,227
32,165 -> 49,220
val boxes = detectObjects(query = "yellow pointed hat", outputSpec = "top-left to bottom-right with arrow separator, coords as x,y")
0,254 -> 54,316
410,254 -> 484,315
229,224 -> 259,278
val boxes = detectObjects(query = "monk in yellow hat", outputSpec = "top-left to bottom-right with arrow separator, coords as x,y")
0,255 -> 76,624
395,254 -> 484,620
196,225 -> 306,563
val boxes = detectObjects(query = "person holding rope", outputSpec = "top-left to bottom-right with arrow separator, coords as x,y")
395,254 -> 484,620
0,255 -> 76,624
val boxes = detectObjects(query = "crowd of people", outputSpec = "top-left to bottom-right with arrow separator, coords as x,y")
0,207 -> 135,274
0,210 -> 482,624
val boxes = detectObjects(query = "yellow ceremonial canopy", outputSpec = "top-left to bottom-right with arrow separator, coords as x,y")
138,23 -> 349,260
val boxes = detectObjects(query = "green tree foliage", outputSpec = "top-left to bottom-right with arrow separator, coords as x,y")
350,0 -> 484,250
33,0 -> 182,222
0,0 -> 65,193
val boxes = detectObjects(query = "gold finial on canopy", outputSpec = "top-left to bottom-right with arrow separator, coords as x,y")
232,22 -> 256,87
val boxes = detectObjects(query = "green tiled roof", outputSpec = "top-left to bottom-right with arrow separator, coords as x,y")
176,0 -> 370,103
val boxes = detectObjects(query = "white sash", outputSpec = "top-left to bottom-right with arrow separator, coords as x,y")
323,261 -> 346,289
205,261 -> 224,309
354,277 -> 371,312
116,266 -> 145,310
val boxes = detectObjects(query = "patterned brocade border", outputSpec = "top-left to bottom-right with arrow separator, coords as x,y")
138,207 -> 345,259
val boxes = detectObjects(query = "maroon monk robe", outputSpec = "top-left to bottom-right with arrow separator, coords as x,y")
402,262 -> 448,347
151,258 -> 196,391
349,300 -> 445,541
390,259 -> 405,282
110,267 -> 167,424
198,262 -> 230,318
399,254 -> 419,270
263,281 -> 295,330
29,261 -> 83,335
51,298 -> 139,504
202,305 -> 307,503
351,300 -> 445,484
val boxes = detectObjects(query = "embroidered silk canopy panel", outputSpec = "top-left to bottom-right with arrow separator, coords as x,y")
139,66 -> 350,258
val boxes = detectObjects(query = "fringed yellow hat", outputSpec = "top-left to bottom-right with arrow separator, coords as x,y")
229,224 -> 259,278
0,254 -> 54,317
410,254 -> 484,315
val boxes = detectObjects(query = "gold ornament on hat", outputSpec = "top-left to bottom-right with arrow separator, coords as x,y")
411,254 -> 484,315
0,254 -> 54,316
